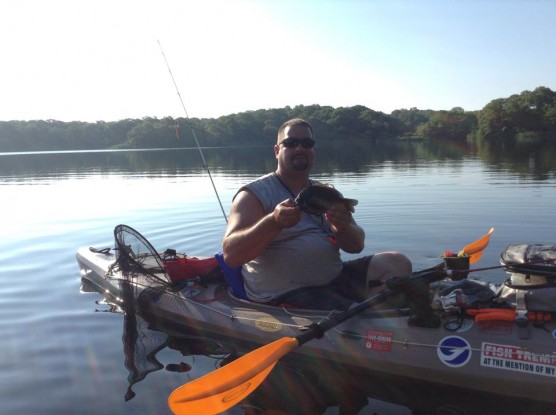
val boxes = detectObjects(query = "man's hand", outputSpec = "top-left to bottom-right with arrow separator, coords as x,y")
273,199 -> 302,228
324,203 -> 365,253
325,204 -> 354,234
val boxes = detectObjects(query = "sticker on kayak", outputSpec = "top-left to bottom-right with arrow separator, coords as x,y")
437,336 -> 472,368
255,317 -> 283,332
481,342 -> 556,377
365,330 -> 393,351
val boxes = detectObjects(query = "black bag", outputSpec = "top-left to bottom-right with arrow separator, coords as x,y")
496,244 -> 556,313
500,244 -> 556,285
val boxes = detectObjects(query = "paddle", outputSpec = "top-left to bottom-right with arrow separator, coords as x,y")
460,227 -> 494,264
168,231 -> 492,415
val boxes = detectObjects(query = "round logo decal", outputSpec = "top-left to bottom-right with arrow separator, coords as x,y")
437,336 -> 472,368
255,317 -> 283,332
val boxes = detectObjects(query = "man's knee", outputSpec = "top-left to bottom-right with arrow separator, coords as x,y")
365,251 -> 412,297
387,251 -> 412,275
369,251 -> 412,277
367,251 -> 412,280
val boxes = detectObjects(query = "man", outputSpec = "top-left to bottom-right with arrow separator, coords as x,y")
222,118 -> 411,309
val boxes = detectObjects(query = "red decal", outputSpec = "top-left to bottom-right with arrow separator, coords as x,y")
478,320 -> 513,335
366,330 -> 393,351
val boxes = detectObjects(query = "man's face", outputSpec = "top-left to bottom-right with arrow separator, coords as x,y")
274,125 -> 315,172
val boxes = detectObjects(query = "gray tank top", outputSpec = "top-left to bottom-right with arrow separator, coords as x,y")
237,173 -> 342,302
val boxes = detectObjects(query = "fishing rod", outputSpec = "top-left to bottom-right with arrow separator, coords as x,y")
157,40 -> 228,223
461,258 -> 556,275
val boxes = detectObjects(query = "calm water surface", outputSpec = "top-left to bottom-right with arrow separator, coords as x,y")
1,142 -> 555,414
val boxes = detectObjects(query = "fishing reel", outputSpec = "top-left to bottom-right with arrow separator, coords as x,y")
432,288 -> 468,313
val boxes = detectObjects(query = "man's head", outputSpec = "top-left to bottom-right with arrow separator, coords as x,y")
274,118 -> 316,174
276,118 -> 314,143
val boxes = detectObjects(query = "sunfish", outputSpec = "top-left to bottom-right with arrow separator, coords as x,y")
295,184 -> 358,215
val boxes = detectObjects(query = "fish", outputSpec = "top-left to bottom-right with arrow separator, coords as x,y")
295,183 -> 358,215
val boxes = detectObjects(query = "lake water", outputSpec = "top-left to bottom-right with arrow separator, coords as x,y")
1,140 -> 555,414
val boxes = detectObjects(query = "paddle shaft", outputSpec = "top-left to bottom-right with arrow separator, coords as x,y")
295,264 -> 447,346
295,289 -> 391,346
297,256 -> 556,345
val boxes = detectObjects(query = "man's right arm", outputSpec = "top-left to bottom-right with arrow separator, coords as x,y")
222,191 -> 301,267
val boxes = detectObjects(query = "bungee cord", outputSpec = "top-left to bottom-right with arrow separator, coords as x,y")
157,40 -> 228,223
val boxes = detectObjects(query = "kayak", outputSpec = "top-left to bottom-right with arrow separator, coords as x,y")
76,225 -> 556,414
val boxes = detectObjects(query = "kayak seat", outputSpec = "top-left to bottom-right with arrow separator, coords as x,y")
215,252 -> 248,300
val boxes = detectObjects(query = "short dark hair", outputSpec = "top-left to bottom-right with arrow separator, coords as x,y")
276,118 -> 314,143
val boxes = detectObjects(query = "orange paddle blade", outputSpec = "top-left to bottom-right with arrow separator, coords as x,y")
461,227 -> 494,264
168,337 -> 299,415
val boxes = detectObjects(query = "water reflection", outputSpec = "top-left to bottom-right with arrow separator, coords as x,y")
477,138 -> 556,180
2,139 -> 556,182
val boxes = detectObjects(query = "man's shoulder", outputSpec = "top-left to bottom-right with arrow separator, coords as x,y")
250,172 -> 276,185
233,173 -> 275,202
242,173 -> 277,191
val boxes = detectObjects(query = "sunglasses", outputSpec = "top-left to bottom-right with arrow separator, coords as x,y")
278,137 -> 316,149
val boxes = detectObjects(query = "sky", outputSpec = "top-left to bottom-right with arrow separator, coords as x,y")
1,0 -> 555,122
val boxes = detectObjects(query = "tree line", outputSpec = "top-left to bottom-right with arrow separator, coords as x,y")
1,86 -> 555,153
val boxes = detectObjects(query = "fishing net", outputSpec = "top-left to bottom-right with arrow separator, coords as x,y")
111,224 -> 172,287
109,224 -> 220,287
99,225 -> 228,400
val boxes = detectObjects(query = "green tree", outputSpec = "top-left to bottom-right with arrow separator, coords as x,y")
417,109 -> 476,140
477,98 -> 514,140
390,107 -> 434,137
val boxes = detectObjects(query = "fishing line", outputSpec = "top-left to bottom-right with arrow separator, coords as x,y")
157,40 -> 228,223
